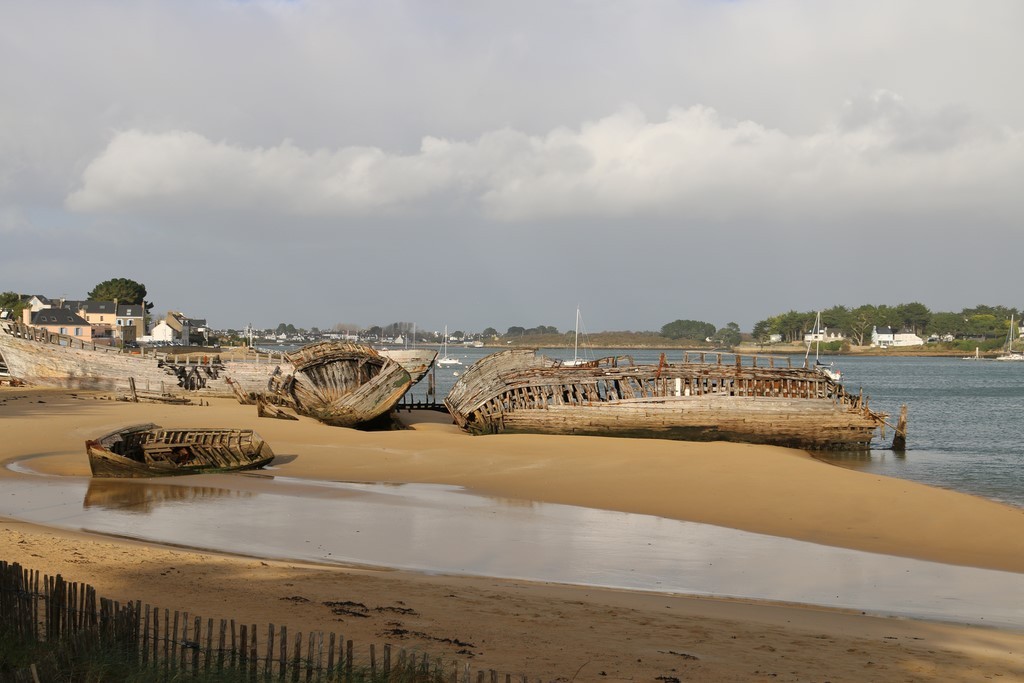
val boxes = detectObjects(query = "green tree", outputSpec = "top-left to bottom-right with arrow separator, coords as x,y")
482,327 -> 499,338
713,322 -> 742,347
751,318 -> 774,345
660,319 -> 716,341
896,302 -> 931,334
87,278 -> 152,311
966,314 -> 999,338
846,305 -> 878,346
927,312 -> 965,337
775,310 -> 809,343
0,291 -> 28,319
821,305 -> 851,334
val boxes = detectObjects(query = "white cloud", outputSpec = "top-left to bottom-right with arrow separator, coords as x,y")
67,98 -> 1024,225
4,1 -> 1024,331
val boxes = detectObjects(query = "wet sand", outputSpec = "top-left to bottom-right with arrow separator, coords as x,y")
1,386 -> 1023,681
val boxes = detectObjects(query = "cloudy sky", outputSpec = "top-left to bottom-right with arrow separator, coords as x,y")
2,1 -> 1021,334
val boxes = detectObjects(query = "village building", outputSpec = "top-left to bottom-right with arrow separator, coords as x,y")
804,327 -> 845,343
116,304 -> 145,343
74,301 -> 118,343
143,312 -> 207,345
24,308 -> 92,342
871,326 -> 924,348
25,295 -> 54,312
15,296 -> 148,346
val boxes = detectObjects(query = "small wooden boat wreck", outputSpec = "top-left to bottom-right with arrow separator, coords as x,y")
86,424 -> 275,478
270,341 -> 412,427
444,349 -> 892,450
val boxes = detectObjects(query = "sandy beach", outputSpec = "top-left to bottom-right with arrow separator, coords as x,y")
2,386 -> 1023,681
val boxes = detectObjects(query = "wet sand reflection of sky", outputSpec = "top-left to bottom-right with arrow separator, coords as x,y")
2,468 -> 1022,629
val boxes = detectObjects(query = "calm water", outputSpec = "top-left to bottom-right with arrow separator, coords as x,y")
4,475 -> 1022,626
398,345 -> 1024,508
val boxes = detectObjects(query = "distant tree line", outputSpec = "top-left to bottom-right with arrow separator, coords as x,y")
752,303 -> 1021,345
7,284 -> 1018,350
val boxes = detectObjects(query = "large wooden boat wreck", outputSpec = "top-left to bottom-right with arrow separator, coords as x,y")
0,319 -> 290,397
444,349 -> 892,450
86,424 -> 275,478
268,341 -> 412,427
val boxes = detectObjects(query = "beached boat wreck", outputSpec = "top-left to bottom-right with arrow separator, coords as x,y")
444,349 -> 893,450
377,348 -> 437,384
86,424 -> 275,478
268,341 -> 412,427
0,319 -> 290,397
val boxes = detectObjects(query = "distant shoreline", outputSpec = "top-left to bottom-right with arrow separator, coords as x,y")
227,340 -> 990,359
484,342 -> 987,358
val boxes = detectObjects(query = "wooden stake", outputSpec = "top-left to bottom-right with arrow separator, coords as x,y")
891,404 -> 908,451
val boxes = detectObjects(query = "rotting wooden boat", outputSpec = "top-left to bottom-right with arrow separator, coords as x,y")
377,348 -> 438,383
270,341 -> 412,427
86,424 -> 275,478
0,319 -> 290,397
444,349 -> 893,450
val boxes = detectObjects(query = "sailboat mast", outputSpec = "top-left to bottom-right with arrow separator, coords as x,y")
573,307 -> 580,362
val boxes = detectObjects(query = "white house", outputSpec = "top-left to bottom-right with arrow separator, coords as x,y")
804,327 -> 845,343
871,326 -> 924,348
146,320 -> 176,343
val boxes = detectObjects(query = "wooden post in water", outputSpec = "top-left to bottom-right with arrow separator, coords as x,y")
891,404 -> 908,451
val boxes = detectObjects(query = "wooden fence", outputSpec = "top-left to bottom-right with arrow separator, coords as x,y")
0,561 -> 537,682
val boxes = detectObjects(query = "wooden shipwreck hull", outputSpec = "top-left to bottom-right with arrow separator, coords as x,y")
270,342 -> 412,428
0,320 -> 290,397
444,350 -> 889,450
377,348 -> 437,384
86,424 -> 275,478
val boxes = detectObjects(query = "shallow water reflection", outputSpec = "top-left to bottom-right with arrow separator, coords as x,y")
1,470 -> 1022,628
84,479 -> 253,512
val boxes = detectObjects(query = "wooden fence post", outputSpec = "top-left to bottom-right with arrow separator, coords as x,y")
0,561 -> 518,682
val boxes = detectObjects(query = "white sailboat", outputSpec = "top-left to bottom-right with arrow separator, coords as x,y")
805,311 -> 842,381
437,326 -> 462,367
561,306 -> 591,367
995,315 -> 1024,361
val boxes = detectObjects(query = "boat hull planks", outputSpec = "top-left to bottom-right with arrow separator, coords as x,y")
274,342 -> 413,428
446,349 -> 888,450
86,424 -> 275,478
